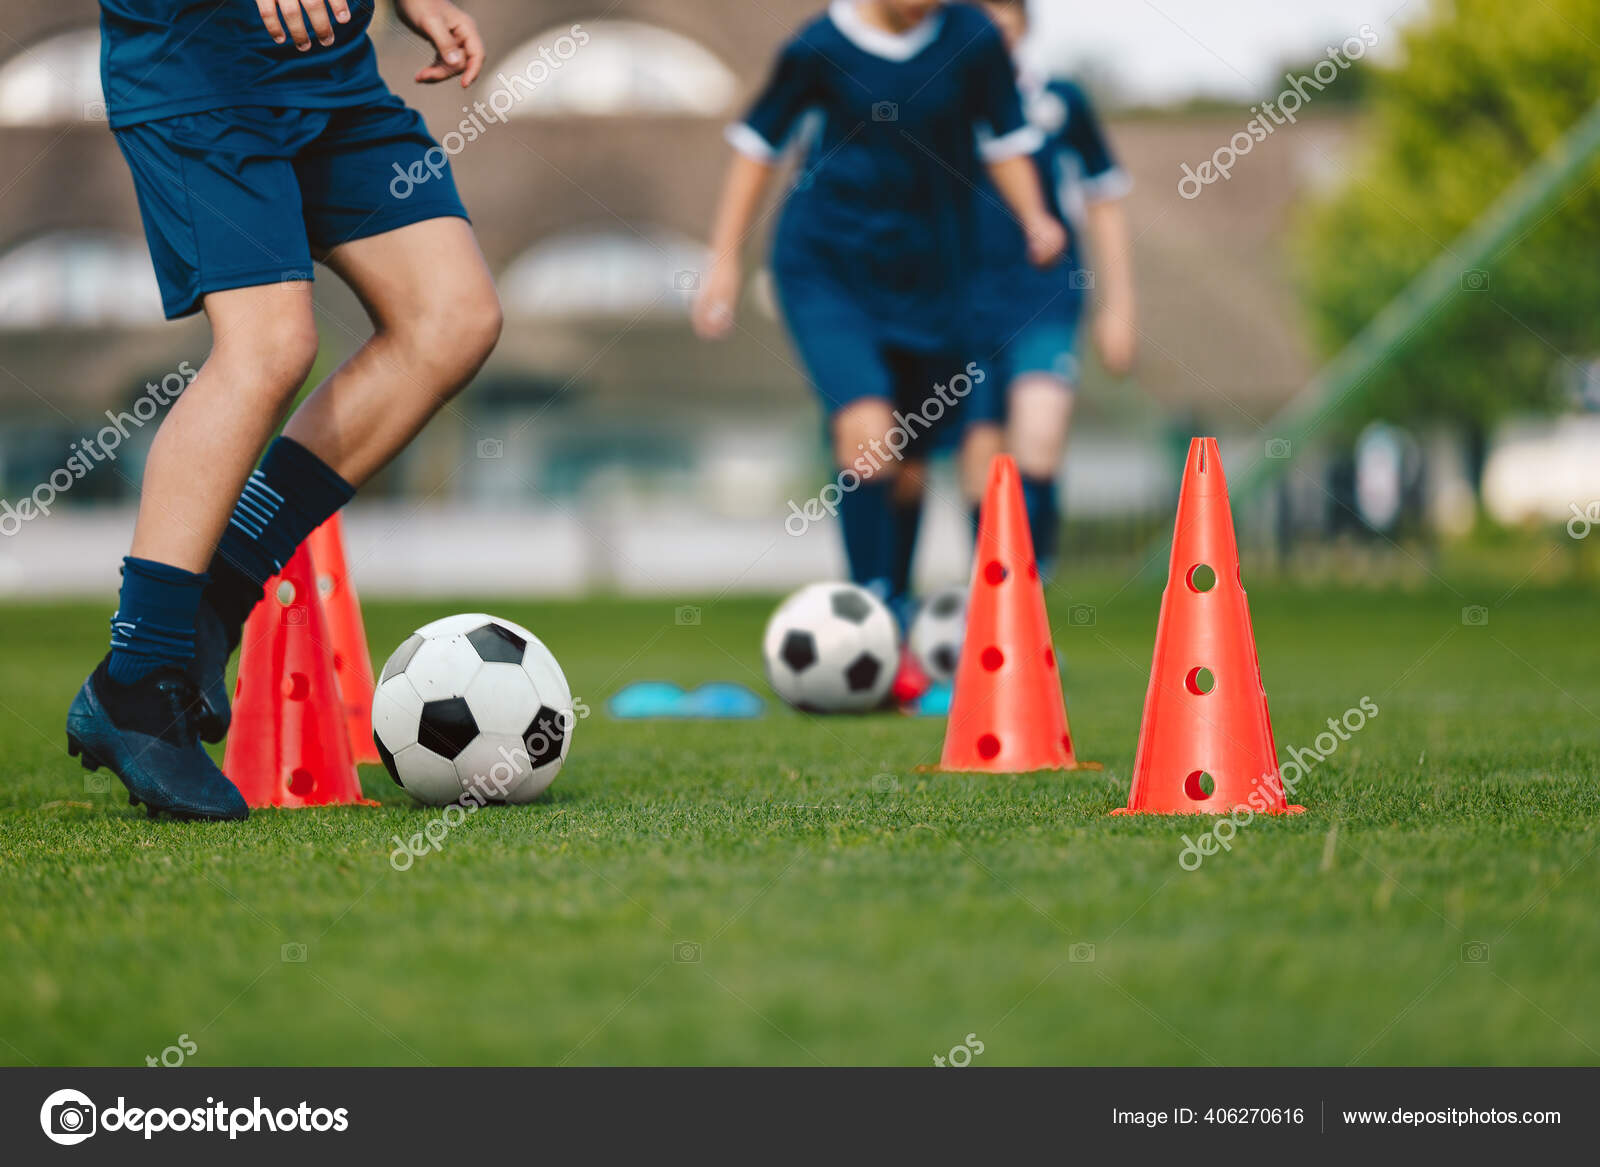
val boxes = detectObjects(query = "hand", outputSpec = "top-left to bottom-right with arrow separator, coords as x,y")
1092,309 -> 1137,377
692,263 -> 742,340
397,0 -> 486,87
1024,215 -> 1067,268
256,1 -> 352,51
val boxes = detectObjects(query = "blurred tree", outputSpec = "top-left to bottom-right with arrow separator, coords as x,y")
1296,0 -> 1600,434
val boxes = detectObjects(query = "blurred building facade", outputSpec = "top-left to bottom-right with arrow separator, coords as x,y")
0,1 -> 1383,594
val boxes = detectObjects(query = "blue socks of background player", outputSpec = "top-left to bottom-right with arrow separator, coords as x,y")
107,558 -> 208,683
839,478 -> 898,609
1020,474 -> 1060,577
207,437 -> 355,631
889,493 -> 923,628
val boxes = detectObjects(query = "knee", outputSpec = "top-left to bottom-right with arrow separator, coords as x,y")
215,310 -> 319,399
402,277 -> 503,389
832,401 -> 900,476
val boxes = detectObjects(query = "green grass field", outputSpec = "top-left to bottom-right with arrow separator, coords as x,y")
1,577 -> 1597,1066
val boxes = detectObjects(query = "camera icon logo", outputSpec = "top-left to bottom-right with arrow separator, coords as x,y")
675,605 -> 702,627
40,1088 -> 97,1145
1067,604 -> 1097,627
1069,942 -> 1096,963
673,940 -> 702,963
1461,605 -> 1489,627
1069,269 -> 1095,291
872,101 -> 899,122
674,270 -> 701,291
83,100 -> 107,122
83,773 -> 111,795
1460,269 -> 1490,292
1460,940 -> 1490,964
870,772 -> 901,794
281,605 -> 308,627
476,438 -> 504,460
281,941 -> 308,963
1265,438 -> 1292,459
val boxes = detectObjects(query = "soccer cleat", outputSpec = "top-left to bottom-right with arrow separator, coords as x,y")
66,658 -> 249,821
190,591 -> 241,743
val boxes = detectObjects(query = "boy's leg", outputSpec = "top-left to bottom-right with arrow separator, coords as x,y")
831,398 -> 903,606
1006,373 -> 1076,575
194,218 -> 501,735
69,283 -> 320,821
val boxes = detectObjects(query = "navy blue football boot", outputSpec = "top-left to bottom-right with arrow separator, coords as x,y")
66,657 -> 249,821
189,592 -> 239,744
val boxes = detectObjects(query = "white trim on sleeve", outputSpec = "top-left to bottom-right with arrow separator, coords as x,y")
724,122 -> 780,163
978,124 -> 1045,163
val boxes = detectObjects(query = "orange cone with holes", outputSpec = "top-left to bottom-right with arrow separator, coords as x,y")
938,455 -> 1091,772
222,543 -> 373,808
306,514 -> 380,764
1113,438 -> 1302,815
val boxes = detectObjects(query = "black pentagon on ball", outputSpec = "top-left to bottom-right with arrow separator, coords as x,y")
374,733 -> 403,787
830,589 -> 873,624
380,633 -> 425,683
466,621 -> 526,664
417,697 -> 479,760
522,706 -> 567,768
931,592 -> 963,618
845,652 -> 883,692
932,645 -> 959,675
780,629 -> 818,673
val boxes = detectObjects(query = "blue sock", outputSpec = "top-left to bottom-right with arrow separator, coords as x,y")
839,478 -> 897,603
1021,474 -> 1060,576
208,437 -> 354,626
889,494 -> 923,626
107,558 -> 208,683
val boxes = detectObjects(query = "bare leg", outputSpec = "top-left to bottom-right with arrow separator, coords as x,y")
1006,374 -> 1076,478
128,284 -> 319,572
283,217 -> 502,487
960,421 -> 1005,505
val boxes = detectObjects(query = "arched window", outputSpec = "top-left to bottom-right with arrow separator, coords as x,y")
486,21 -> 737,117
0,28 -> 103,126
499,228 -> 705,318
0,232 -> 163,328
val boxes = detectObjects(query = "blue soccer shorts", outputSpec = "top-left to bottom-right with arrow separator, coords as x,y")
114,96 -> 469,318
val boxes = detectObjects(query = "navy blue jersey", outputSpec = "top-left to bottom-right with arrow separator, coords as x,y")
99,0 -> 391,128
728,2 -> 1040,351
971,74 -> 1129,337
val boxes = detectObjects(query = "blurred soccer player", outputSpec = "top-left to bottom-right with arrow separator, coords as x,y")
67,1 -> 502,819
962,0 -> 1137,576
693,0 -> 1065,641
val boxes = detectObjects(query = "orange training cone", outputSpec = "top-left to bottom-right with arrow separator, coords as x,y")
938,454 -> 1092,772
1113,437 -> 1303,815
306,513 -> 380,764
222,543 -> 373,808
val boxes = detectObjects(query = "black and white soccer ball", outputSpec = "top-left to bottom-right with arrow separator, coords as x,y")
762,583 -> 899,712
909,585 -> 968,684
371,613 -> 573,806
